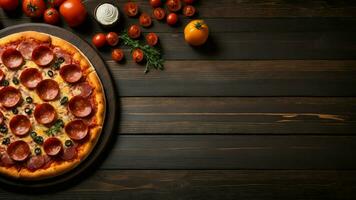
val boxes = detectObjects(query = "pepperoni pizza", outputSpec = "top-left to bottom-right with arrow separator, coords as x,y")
0,31 -> 105,180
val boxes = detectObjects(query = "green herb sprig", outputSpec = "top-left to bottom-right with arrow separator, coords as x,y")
120,32 -> 164,74
45,119 -> 64,136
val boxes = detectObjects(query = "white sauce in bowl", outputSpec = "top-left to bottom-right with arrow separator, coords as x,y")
95,3 -> 119,26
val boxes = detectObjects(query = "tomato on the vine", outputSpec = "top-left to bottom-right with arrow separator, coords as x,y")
22,0 -> 46,18
183,5 -> 196,17
44,8 -> 60,25
92,33 -> 107,48
124,2 -> 138,17
166,0 -> 182,12
153,7 -> 165,20
132,49 -> 144,63
166,13 -> 178,25
47,0 -> 64,7
0,0 -> 19,11
106,32 -> 119,46
139,13 -> 152,27
145,33 -> 159,46
111,49 -> 124,62
128,25 -> 141,39
149,0 -> 162,8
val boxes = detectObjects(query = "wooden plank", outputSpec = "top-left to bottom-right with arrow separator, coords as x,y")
119,97 -> 356,134
99,135 -> 356,169
113,60 -> 356,97
2,170 -> 356,199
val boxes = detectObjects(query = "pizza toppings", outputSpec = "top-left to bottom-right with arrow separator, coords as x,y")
68,96 -> 93,118
65,119 -> 88,141
0,86 -> 22,108
75,82 -> 93,98
59,64 -> 83,83
20,68 -> 43,89
0,112 -> 4,124
17,39 -> 37,59
32,46 -> 55,67
27,155 -> 45,170
1,48 -> 24,69
0,151 -> 14,166
61,144 -> 77,161
34,103 -> 57,125
36,79 -> 60,101
7,140 -> 30,162
9,115 -> 31,136
43,137 -> 62,156
0,69 -> 5,82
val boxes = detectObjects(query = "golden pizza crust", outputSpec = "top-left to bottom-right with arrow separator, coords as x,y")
0,31 -> 106,180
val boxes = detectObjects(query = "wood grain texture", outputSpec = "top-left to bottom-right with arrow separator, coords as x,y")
112,60 -> 356,96
119,97 -> 356,134
2,170 -> 356,199
100,135 -> 356,169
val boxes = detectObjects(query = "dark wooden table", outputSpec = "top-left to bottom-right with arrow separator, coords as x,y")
1,0 -> 356,199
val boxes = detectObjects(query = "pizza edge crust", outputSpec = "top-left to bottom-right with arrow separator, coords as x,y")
0,31 -> 106,180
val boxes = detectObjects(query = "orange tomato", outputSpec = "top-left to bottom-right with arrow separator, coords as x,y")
59,0 -> 87,27
184,20 -> 209,46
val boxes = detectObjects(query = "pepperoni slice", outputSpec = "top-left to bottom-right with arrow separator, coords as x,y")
36,79 -> 60,101
0,69 -> 5,82
68,96 -> 93,118
43,137 -> 63,156
75,82 -> 93,98
34,103 -> 57,125
7,140 -> 30,162
65,120 -> 88,140
0,152 -> 15,166
27,155 -> 45,170
18,39 -> 38,60
0,86 -> 22,108
20,68 -> 43,89
9,115 -> 31,136
32,46 -> 55,67
1,48 -> 24,69
60,64 -> 83,83
61,145 -> 77,161
53,47 -> 72,65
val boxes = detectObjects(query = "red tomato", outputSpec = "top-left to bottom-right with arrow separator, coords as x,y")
132,49 -> 144,63
124,2 -> 138,17
166,0 -> 181,12
22,0 -> 46,18
0,0 -> 19,11
128,25 -> 141,39
139,13 -> 152,27
59,0 -> 87,27
153,7 -> 165,20
44,8 -> 60,25
166,13 -> 178,25
92,33 -> 107,48
48,0 -> 64,7
183,5 -> 195,17
183,0 -> 194,4
149,0 -> 162,8
145,33 -> 158,46
111,49 -> 124,62
106,32 -> 119,46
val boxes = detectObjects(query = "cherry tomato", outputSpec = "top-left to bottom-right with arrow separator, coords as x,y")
124,2 -> 138,17
92,33 -> 107,48
183,5 -> 195,17
145,33 -> 159,46
0,0 -> 19,11
22,0 -> 46,18
183,0 -> 194,4
106,32 -> 119,46
48,0 -> 64,7
132,49 -> 144,63
128,25 -> 141,39
166,13 -> 178,25
153,7 -> 165,20
166,0 -> 181,12
43,8 -> 60,25
111,49 -> 124,62
139,13 -> 152,27
150,0 -> 162,8
59,0 -> 87,27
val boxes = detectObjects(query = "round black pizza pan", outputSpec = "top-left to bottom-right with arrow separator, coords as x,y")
0,23 -> 118,190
